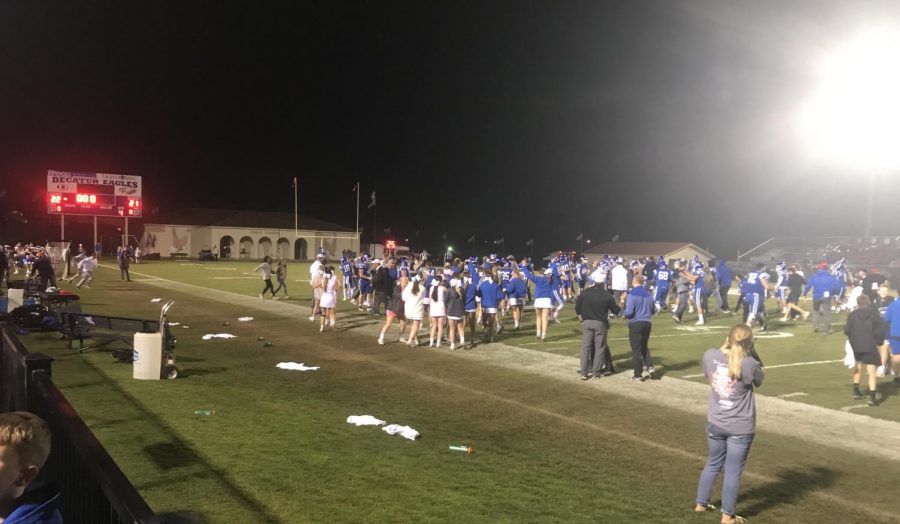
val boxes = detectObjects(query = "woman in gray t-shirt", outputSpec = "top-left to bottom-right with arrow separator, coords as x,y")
694,324 -> 764,524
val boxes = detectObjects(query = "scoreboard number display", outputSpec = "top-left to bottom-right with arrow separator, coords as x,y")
47,171 -> 143,217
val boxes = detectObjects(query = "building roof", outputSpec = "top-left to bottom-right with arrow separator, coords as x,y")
584,241 -> 713,258
148,208 -> 352,232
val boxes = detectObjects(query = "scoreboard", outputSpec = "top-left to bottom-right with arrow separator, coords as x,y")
47,171 -> 142,217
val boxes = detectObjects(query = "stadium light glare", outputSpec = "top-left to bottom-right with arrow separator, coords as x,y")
798,27 -> 900,171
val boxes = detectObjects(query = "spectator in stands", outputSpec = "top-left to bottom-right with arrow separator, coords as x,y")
844,294 -> 885,406
0,411 -> 62,523
803,262 -> 837,335
694,324 -> 764,524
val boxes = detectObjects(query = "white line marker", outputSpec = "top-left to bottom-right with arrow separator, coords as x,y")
681,359 -> 843,379
777,392 -> 808,399
840,404 -> 869,412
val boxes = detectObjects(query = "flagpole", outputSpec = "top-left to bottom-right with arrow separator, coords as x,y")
293,177 -> 298,238
372,187 -> 377,257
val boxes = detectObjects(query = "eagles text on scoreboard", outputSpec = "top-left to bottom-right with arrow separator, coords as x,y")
46,170 -> 143,217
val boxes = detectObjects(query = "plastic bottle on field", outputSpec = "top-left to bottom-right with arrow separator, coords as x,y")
449,445 -> 474,454
194,410 -> 216,416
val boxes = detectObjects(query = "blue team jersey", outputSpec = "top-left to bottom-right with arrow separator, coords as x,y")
498,267 -> 512,282
655,269 -> 671,286
694,269 -> 707,290
746,271 -> 768,294
341,261 -> 353,276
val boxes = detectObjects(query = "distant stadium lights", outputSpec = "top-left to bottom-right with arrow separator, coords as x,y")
798,26 -> 900,170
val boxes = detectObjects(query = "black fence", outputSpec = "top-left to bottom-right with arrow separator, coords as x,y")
0,322 -> 155,523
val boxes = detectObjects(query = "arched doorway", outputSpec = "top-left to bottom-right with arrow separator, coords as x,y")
219,236 -> 235,259
239,236 -> 254,259
276,238 -> 290,259
258,237 -> 272,259
294,238 -> 308,261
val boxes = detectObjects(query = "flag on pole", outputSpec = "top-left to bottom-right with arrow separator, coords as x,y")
495,237 -> 505,245
467,234 -> 475,243
575,233 -> 583,241
441,232 -> 448,241
525,238 -> 534,247
293,177 -> 297,188
611,234 -> 620,242
353,182 -> 358,192
368,191 -> 376,209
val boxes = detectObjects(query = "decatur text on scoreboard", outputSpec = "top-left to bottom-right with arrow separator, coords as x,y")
47,170 -> 143,217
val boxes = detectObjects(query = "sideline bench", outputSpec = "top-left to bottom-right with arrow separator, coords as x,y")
59,312 -> 159,351
169,252 -> 189,260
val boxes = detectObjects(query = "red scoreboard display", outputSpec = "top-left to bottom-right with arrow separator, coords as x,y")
47,171 -> 143,217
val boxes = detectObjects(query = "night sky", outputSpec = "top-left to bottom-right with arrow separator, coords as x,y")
2,1 -> 900,257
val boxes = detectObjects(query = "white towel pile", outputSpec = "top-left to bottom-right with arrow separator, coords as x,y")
346,415 -> 386,426
201,333 -> 237,340
276,362 -> 320,371
382,424 -> 420,441
238,316 -> 254,322
150,298 -> 162,303
346,415 -> 420,440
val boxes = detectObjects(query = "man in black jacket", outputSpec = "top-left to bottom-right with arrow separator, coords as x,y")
575,278 -> 621,380
369,258 -> 396,316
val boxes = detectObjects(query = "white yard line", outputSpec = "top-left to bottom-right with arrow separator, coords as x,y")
777,392 -> 808,399
681,359 -> 843,379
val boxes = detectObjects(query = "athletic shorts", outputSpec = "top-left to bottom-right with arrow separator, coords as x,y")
359,282 -> 372,294
746,293 -> 761,315
534,297 -> 552,309
787,292 -> 800,304
551,290 -> 564,306
448,316 -> 463,321
776,287 -> 789,300
890,339 -> 900,356
313,288 -> 323,300
854,351 -> 881,366
508,298 -> 519,306
465,308 -> 477,314
483,307 -> 497,314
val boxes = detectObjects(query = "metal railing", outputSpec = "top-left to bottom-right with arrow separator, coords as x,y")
0,323 -> 155,523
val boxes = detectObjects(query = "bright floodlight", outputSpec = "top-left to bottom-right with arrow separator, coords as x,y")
798,27 -> 900,170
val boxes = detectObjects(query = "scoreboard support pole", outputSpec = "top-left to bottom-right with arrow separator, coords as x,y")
93,216 -> 98,253
60,215 -> 65,240
124,217 -> 129,248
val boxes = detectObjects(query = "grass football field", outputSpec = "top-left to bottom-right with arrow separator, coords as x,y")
9,259 -> 900,523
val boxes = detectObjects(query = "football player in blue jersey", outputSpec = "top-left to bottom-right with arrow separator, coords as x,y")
498,260 -> 513,316
744,264 -> 770,328
653,262 -> 672,313
356,255 -> 373,311
340,256 -> 355,301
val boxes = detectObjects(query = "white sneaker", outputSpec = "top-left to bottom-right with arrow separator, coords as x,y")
695,320 -> 705,325
378,337 -> 384,345
259,294 -> 264,299
877,365 -> 886,377
308,316 -> 315,321
450,342 -> 456,350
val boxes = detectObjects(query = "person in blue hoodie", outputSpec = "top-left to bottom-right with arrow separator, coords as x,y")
623,275 -> 656,381
477,271 -> 504,343
804,262 -> 838,334
0,412 -> 62,524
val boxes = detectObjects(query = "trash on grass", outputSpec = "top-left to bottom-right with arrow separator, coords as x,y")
449,445 -> 474,454
382,424 -> 420,441
201,333 -> 237,340
194,410 -> 216,416
346,415 -> 385,426
238,316 -> 254,322
150,298 -> 162,303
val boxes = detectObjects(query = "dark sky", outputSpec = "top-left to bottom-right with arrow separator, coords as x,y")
2,0 -> 900,257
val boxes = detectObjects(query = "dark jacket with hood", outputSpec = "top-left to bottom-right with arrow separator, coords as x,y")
844,306 -> 887,354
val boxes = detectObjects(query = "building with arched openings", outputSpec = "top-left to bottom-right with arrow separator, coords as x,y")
140,208 -> 358,260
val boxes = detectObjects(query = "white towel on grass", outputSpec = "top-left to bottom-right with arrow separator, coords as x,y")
347,415 -> 385,426
382,424 -> 420,441
276,362 -> 319,371
238,316 -> 254,322
150,298 -> 162,303
167,322 -> 180,326
843,340 -> 856,369
201,333 -> 237,340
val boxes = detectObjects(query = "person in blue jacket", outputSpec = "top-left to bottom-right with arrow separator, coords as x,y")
623,275 -> 656,381
507,269 -> 528,330
463,263 -> 481,349
882,289 -> 900,384
477,272 -> 504,343
0,412 -> 62,524
804,262 -> 837,334
522,265 -> 557,341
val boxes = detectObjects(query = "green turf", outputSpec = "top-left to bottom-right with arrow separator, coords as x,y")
7,261 -> 900,522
